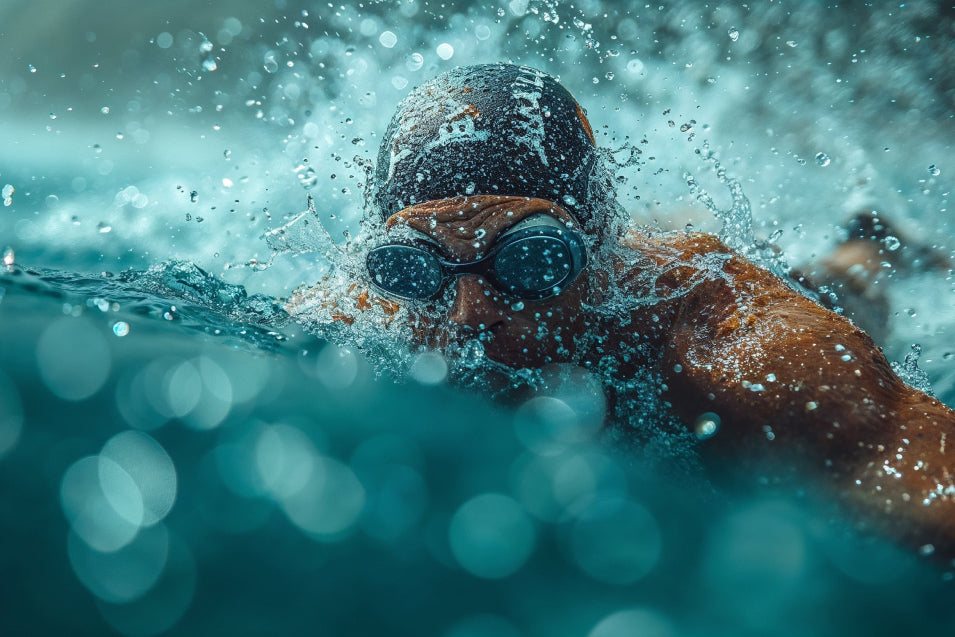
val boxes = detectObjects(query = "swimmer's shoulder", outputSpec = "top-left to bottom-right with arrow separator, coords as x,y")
618,227 -> 732,264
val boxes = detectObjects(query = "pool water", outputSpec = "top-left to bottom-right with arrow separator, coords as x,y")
2,2 -> 954,635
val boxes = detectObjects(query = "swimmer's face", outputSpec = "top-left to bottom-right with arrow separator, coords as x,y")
380,196 -> 591,368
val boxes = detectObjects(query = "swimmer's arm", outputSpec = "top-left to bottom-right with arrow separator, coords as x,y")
636,231 -> 955,559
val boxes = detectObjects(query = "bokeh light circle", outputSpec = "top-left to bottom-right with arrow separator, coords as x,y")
36,317 -> 111,401
100,431 -> 177,526
68,523 -> 170,603
61,456 -> 144,552
0,370 -> 24,458
570,498 -> 662,584
448,493 -> 536,579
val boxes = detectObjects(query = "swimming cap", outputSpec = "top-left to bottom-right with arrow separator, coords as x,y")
375,64 -> 597,222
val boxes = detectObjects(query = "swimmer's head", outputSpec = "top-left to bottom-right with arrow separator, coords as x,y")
374,64 -> 597,225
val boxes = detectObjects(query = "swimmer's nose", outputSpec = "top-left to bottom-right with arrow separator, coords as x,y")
448,275 -> 506,330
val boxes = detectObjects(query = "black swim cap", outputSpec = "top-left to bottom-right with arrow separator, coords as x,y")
375,63 -> 597,223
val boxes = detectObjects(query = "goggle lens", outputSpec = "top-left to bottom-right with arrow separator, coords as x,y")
493,236 -> 573,296
366,245 -> 444,299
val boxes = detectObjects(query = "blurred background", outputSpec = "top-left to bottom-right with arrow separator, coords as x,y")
2,1 -> 955,635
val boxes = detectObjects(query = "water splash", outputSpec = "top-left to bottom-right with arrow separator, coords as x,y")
891,344 -> 936,397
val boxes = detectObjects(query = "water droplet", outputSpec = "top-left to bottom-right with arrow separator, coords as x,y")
627,59 -> 644,74
694,412 -> 720,439
436,43 -> 454,60
296,165 -> 318,190
406,52 -> 424,71
263,52 -> 279,74
728,27 -> 740,42
928,164 -> 940,176
815,152 -> 831,167
379,31 -> 397,48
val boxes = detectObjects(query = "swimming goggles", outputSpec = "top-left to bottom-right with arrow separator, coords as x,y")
365,217 -> 588,301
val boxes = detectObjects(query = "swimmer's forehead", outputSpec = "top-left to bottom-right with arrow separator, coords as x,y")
385,196 -> 577,256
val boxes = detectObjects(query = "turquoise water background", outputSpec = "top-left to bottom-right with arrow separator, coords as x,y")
2,1 -> 955,635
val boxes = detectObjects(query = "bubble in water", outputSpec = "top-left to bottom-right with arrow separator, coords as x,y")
928,164 -> 940,176
883,235 -> 901,251
815,152 -> 831,167
263,52 -> 279,73
379,31 -> 397,48
475,24 -> 491,40
156,32 -> 173,49
202,58 -> 218,72
406,52 -> 424,71
2,247 -> 14,266
296,165 -> 318,190
436,43 -> 454,60
626,59 -> 645,74
694,412 -> 720,439
113,321 -> 130,337
2,184 -> 13,206
728,27 -> 740,41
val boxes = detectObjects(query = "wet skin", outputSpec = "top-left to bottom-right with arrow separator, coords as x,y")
385,196 -> 592,368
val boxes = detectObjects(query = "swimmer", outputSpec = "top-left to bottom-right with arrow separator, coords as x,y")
288,63 -> 955,563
